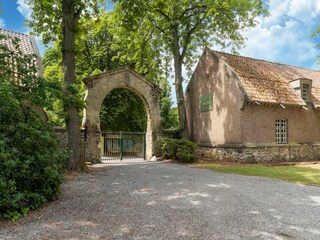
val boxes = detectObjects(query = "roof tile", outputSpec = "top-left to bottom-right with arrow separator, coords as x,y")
213,50 -> 320,106
0,28 -> 42,85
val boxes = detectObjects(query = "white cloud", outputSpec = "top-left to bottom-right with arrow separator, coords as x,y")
288,0 -> 320,23
235,0 -> 320,70
0,18 -> 5,28
263,0 -> 290,27
17,0 -> 32,20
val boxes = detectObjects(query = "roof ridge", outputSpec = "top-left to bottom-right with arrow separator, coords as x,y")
0,28 -> 29,37
212,50 -> 320,73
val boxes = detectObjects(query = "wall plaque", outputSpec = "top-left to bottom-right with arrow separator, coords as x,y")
200,95 -> 213,112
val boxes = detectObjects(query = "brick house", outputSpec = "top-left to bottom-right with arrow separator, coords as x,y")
186,47 -> 320,163
0,28 -> 46,119
0,28 -> 43,80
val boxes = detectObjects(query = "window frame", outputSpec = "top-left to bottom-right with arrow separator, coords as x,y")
302,84 -> 309,102
275,119 -> 288,144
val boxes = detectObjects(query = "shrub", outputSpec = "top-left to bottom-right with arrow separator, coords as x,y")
0,34 -> 68,220
0,82 -> 67,221
160,138 -> 197,163
161,129 -> 182,139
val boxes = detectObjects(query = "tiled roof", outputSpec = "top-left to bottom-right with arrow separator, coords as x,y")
0,28 -> 42,82
212,50 -> 320,106
0,28 -> 36,55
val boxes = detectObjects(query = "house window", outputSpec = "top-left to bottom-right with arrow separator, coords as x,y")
302,84 -> 309,102
276,119 -> 287,144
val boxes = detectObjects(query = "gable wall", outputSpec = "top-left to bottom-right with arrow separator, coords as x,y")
242,104 -> 320,143
186,50 -> 245,145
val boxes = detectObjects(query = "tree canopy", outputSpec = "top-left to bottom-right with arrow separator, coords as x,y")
113,0 -> 268,137
26,0 -> 103,170
100,88 -> 147,132
43,10 -> 178,131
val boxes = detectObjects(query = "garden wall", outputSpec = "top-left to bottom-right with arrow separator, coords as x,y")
197,143 -> 320,163
53,127 -> 68,151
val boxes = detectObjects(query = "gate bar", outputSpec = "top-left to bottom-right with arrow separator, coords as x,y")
120,132 -> 123,160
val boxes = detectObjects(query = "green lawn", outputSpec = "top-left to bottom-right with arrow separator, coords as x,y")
192,163 -> 320,186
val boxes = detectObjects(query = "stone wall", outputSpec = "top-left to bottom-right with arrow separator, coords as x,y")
82,67 -> 161,163
197,143 -> 320,163
53,127 -> 68,151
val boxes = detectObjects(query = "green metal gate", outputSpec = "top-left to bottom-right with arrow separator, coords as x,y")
101,132 -> 146,161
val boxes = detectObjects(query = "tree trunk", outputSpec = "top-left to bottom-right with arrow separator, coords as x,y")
172,25 -> 189,139
62,0 -> 83,171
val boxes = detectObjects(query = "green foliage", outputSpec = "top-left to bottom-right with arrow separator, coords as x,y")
162,128 -> 182,139
42,59 -> 65,126
43,10 -> 177,130
43,43 -> 86,126
26,0 -> 105,171
75,11 -> 164,82
160,78 -> 179,129
25,0 -> 102,44
113,0 -> 268,135
312,25 -> 320,64
0,83 -> 66,220
0,35 -> 67,220
100,88 -> 147,132
76,12 -> 128,79
160,138 -> 197,163
114,0 -> 268,71
194,164 -> 320,186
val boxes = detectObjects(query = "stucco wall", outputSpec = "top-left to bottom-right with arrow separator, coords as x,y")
242,104 -> 320,143
186,49 -> 245,145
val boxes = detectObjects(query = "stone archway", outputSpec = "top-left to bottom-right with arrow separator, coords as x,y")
82,67 -> 161,163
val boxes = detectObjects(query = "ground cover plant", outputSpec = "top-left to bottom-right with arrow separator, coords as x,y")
193,162 -> 320,186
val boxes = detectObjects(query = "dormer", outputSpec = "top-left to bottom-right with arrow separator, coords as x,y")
289,78 -> 312,103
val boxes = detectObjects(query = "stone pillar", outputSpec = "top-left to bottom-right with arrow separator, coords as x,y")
85,125 -> 102,163
152,131 -> 162,156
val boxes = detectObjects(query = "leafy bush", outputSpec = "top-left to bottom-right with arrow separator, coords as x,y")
160,138 -> 197,163
0,35 -> 67,221
0,83 -> 66,220
161,129 -> 182,139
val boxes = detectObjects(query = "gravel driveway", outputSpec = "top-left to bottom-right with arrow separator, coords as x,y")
1,161 -> 320,240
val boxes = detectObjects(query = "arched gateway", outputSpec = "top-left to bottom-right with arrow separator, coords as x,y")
82,67 -> 161,163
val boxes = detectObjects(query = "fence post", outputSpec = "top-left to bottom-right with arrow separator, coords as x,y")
120,132 -> 123,160
143,132 -> 146,160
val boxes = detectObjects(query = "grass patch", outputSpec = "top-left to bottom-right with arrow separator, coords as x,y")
193,163 -> 320,186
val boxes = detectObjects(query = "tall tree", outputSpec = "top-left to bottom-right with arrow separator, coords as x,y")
43,10 -> 177,130
114,0 -> 267,138
26,0 -> 101,170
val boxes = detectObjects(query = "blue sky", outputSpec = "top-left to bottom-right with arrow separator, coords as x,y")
1,0 -> 320,71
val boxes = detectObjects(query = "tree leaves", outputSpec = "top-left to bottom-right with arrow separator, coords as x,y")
113,0 -> 268,137
100,88 -> 147,132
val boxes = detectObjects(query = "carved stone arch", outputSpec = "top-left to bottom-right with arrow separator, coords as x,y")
82,67 -> 161,163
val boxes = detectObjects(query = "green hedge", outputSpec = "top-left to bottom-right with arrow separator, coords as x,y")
0,82 -> 67,221
160,138 -> 197,163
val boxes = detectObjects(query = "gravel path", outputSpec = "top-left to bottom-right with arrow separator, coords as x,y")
1,161 -> 320,240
